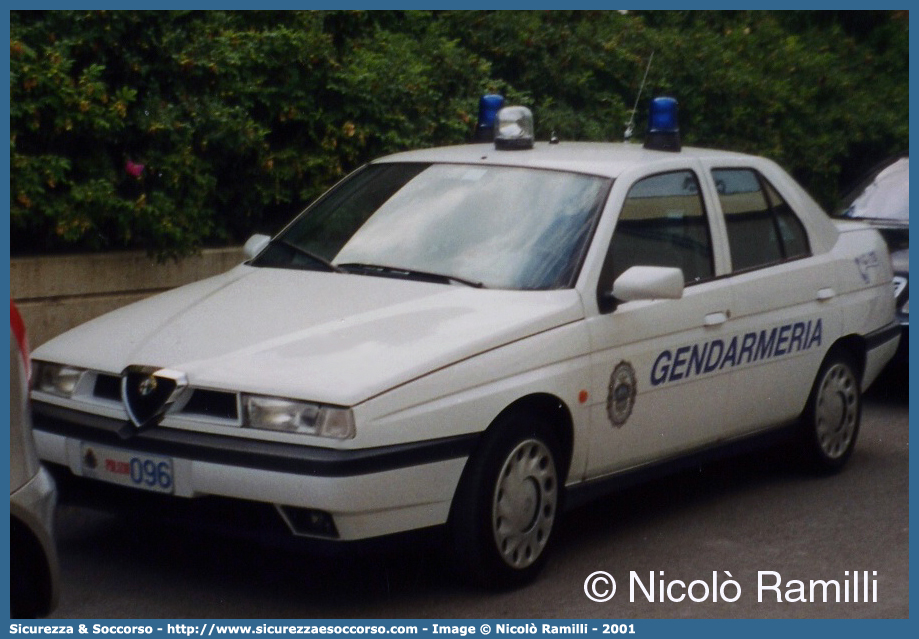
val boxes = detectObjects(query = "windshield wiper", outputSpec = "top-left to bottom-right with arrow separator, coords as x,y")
270,239 -> 343,273
338,263 -> 485,288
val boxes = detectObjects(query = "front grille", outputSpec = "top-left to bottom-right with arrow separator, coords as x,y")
181,389 -> 239,420
92,372 -> 239,421
93,374 -> 121,401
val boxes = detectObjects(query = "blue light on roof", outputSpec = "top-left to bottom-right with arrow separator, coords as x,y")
478,94 -> 505,127
645,96 -> 681,152
648,97 -> 679,132
472,94 -> 506,143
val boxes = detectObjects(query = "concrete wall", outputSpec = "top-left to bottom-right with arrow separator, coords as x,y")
11,247 -> 246,347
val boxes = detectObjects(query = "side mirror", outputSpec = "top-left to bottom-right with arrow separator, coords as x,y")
605,266 -> 684,310
243,234 -> 271,260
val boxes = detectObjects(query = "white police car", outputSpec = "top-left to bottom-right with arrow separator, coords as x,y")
30,98 -> 900,586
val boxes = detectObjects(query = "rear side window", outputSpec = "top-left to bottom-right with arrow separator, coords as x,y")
764,179 -> 810,260
598,170 -> 714,300
712,168 -> 811,272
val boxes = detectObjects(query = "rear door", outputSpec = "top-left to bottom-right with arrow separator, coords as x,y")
702,161 -> 841,435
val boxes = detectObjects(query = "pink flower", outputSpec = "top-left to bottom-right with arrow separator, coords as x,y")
125,160 -> 145,178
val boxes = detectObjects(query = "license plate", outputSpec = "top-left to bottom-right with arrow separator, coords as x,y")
80,443 -> 175,494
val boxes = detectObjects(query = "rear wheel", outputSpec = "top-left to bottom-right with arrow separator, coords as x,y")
448,412 -> 562,588
801,349 -> 861,473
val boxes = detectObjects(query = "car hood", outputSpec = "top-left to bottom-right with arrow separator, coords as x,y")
34,266 -> 585,406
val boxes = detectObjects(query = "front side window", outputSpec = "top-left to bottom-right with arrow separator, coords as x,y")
598,170 -> 714,301
713,168 -> 811,272
253,163 -> 611,290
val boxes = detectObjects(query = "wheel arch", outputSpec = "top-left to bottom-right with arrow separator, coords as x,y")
826,334 -> 866,384
484,393 -> 575,480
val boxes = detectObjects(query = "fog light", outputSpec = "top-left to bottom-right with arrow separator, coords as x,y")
277,506 -> 339,538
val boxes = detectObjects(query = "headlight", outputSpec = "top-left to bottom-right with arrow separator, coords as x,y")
34,362 -> 86,397
243,395 -> 355,440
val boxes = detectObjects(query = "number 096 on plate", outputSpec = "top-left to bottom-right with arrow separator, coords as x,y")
80,443 -> 175,494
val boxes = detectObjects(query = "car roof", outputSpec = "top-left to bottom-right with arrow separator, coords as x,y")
373,141 -> 756,179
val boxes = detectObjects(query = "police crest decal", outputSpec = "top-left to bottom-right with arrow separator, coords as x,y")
607,361 -> 637,427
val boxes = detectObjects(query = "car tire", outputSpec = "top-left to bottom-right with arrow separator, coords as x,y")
801,349 -> 861,473
447,411 -> 562,588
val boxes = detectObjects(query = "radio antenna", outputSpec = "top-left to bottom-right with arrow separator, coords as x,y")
624,51 -> 654,142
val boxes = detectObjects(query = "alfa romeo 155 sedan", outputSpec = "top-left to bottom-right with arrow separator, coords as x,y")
30,99 -> 899,586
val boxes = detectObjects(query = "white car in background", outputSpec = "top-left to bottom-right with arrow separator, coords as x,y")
29,99 -> 899,586
835,155 -> 908,362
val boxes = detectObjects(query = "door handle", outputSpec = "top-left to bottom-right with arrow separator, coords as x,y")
704,311 -> 729,327
817,287 -> 836,301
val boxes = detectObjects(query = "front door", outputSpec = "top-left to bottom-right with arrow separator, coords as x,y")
583,168 -> 735,479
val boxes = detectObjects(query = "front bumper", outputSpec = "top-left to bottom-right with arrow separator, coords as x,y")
33,402 -> 475,541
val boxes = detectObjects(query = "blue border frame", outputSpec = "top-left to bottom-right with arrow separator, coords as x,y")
3,7 -> 913,634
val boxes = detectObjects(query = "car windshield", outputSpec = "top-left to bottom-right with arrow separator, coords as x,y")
838,157 -> 909,222
253,162 -> 611,290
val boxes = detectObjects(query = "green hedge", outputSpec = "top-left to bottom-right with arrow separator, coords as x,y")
10,11 -> 908,259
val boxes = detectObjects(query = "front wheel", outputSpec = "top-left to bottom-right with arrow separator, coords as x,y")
801,349 -> 861,473
447,413 -> 562,588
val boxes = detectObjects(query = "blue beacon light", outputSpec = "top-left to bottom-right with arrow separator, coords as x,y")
644,96 -> 681,152
473,94 -> 505,143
